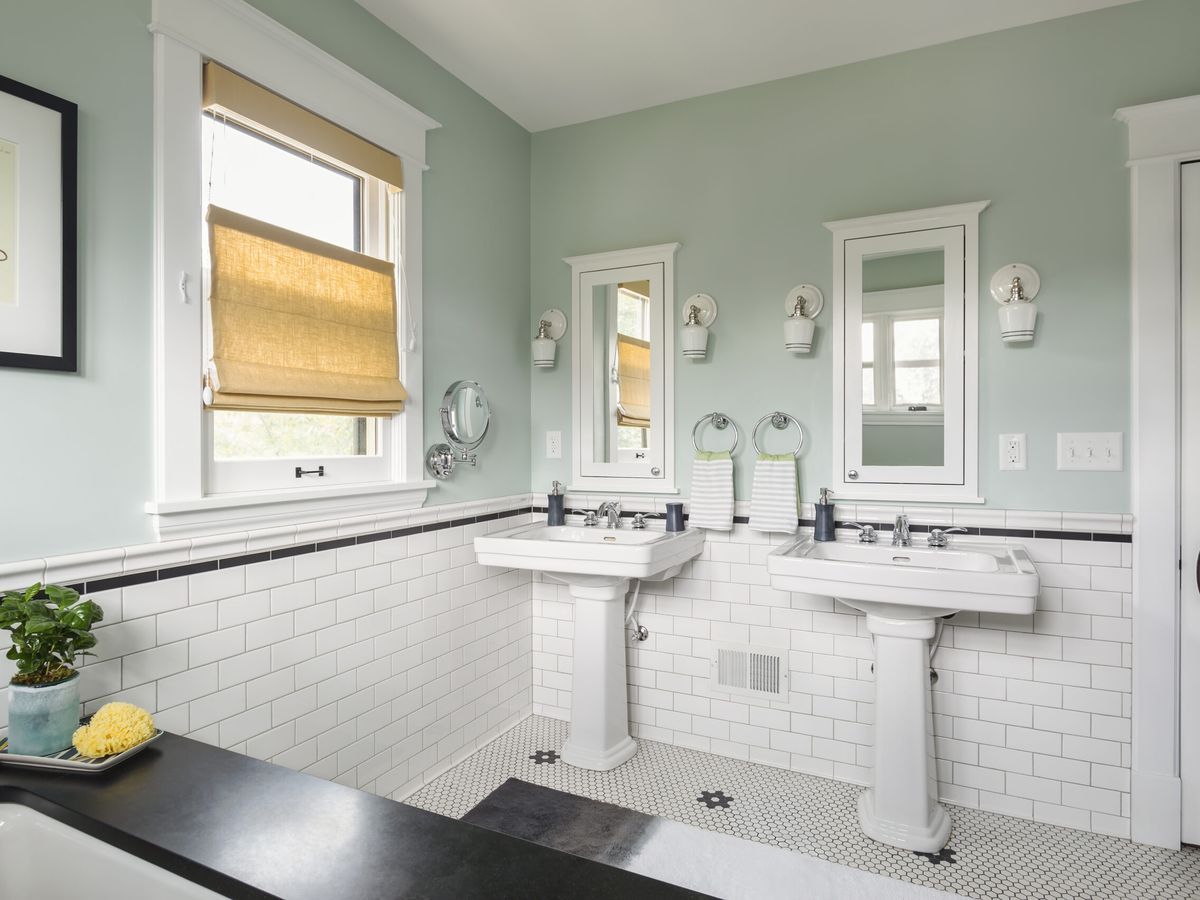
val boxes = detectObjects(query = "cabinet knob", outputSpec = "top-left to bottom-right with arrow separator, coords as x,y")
848,469 -> 859,480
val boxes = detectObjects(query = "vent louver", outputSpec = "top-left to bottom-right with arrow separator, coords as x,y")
711,643 -> 789,700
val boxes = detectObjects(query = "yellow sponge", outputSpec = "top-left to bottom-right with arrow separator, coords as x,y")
72,702 -> 156,758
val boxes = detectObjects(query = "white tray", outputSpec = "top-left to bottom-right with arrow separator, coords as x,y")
0,729 -> 163,773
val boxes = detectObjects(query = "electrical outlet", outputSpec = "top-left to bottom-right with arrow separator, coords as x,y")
546,430 -> 562,459
999,433 -> 1026,471
1057,432 -> 1123,471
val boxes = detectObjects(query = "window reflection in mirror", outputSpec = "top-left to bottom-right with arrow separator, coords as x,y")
592,280 -> 653,463
860,249 -> 945,467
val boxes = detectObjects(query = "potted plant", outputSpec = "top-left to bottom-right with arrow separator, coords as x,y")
0,583 -> 103,755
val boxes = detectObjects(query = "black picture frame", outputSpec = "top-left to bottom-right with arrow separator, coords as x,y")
0,73 -> 77,372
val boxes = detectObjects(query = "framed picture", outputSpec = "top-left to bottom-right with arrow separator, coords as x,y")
0,74 -> 77,371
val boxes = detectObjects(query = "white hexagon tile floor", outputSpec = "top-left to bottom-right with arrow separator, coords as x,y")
406,716 -> 1200,899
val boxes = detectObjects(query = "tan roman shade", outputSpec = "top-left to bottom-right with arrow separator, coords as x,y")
206,205 -> 407,416
203,61 -> 403,190
615,334 -> 651,429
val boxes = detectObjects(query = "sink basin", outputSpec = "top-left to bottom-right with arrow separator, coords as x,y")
475,521 -> 703,772
475,523 -> 703,584
0,802 -> 222,898
767,537 -> 1039,618
767,536 -> 1039,854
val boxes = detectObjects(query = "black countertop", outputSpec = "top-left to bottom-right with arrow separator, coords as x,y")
0,732 -> 706,899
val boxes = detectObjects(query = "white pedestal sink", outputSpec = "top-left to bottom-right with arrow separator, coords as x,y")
475,523 -> 703,770
767,537 -> 1038,852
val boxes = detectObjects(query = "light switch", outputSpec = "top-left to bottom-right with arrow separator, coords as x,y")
1056,432 -> 1123,471
546,431 -> 562,459
999,434 -> 1026,471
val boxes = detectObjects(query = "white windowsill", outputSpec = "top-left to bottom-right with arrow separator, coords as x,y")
145,480 -> 435,539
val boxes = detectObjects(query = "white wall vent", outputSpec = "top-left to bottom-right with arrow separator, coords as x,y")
710,643 -> 789,700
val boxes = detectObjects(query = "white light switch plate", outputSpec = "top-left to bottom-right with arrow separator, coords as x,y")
546,431 -> 562,459
1056,432 -> 1123,471
999,433 -> 1026,471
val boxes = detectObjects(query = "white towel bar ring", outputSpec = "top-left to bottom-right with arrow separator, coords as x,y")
692,412 -> 740,454
752,412 -> 804,457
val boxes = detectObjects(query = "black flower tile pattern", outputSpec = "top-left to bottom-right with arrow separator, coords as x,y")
698,790 -> 734,810
915,847 -> 957,866
406,716 -> 1200,900
529,750 -> 560,765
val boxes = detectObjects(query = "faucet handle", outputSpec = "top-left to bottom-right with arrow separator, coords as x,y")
582,511 -> 599,527
927,526 -> 967,548
631,512 -> 664,530
844,523 -> 877,543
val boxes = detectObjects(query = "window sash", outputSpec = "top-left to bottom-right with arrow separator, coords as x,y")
862,310 -> 944,414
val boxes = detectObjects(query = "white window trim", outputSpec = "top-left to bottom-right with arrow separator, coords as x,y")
145,0 -> 440,538
861,303 -> 945,420
1116,93 -> 1200,849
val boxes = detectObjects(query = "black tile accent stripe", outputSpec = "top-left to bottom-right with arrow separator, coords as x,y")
158,560 -> 219,581
86,569 -> 157,593
70,502 -> 1129,595
528,508 -> 1132,544
271,544 -> 316,559
73,506 -> 536,594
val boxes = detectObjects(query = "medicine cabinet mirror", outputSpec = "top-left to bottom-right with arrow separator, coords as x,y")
565,243 -> 679,493
826,202 -> 987,502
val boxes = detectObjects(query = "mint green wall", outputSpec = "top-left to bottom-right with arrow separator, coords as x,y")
530,0 -> 1200,513
0,0 -> 530,563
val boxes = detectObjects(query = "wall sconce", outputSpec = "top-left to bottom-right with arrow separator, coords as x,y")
990,264 -> 1041,344
681,293 -> 718,360
532,308 -> 567,368
783,284 -> 823,353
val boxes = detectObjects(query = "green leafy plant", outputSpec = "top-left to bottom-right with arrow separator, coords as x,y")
0,583 -> 104,686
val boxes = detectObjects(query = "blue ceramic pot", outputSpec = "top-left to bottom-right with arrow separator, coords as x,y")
7,672 -> 80,756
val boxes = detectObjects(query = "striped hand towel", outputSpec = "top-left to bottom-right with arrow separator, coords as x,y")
748,453 -> 798,534
689,450 -> 735,531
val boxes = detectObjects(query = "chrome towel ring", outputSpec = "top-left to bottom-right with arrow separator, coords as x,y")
752,411 -> 804,457
692,412 -> 740,454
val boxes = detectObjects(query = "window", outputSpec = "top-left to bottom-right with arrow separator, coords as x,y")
614,283 -> 650,458
862,310 -> 944,416
200,64 -> 405,494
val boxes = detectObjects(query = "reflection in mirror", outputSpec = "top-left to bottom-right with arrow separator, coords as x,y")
441,380 -> 491,450
567,243 -> 677,492
860,250 -> 945,467
591,281 -> 653,464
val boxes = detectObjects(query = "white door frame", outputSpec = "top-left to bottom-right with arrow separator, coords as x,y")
1116,94 -> 1200,849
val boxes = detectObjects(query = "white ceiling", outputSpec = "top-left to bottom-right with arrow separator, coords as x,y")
355,0 -> 1137,132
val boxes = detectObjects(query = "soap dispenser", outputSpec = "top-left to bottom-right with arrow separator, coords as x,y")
814,488 -> 835,542
547,481 -> 565,526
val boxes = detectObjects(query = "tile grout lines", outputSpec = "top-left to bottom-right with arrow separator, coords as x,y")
407,715 -> 1200,900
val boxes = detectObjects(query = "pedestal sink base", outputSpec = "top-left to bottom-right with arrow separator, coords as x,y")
561,734 -> 637,771
558,579 -> 637,771
859,613 -> 950,853
858,790 -> 951,854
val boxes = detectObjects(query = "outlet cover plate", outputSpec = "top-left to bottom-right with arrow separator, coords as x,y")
999,433 -> 1026,471
546,430 -> 562,460
1057,432 -> 1123,471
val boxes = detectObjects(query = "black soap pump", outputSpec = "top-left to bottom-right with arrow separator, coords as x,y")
547,481 -> 566,526
814,487 -> 836,542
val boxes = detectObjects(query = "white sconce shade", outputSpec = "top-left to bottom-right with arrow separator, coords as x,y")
784,284 -> 823,354
532,308 -> 567,369
681,293 -> 717,360
990,264 -> 1041,344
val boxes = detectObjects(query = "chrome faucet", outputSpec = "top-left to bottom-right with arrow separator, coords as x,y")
596,500 -> 622,529
891,514 -> 911,547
